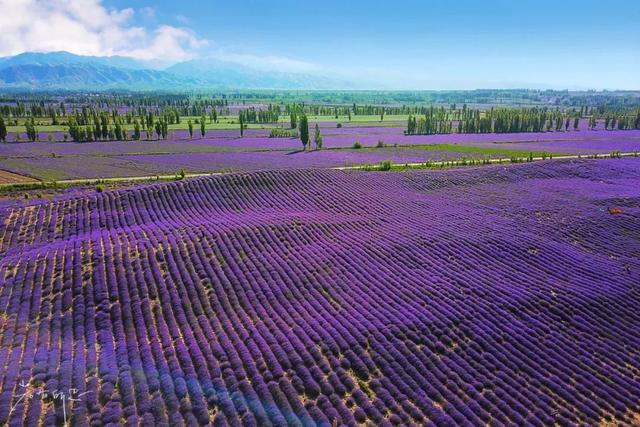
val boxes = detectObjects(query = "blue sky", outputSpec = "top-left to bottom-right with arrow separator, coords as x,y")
3,0 -> 639,89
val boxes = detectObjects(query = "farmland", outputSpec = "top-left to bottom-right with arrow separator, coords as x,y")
2,120 -> 640,182
1,90 -> 640,426
0,93 -> 638,185
0,170 -> 37,185
2,92 -> 639,183
1,158 -> 639,426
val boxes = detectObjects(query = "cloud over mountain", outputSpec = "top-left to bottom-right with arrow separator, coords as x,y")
0,0 -> 207,63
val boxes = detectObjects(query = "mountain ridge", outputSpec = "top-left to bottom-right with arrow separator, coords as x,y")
0,51 -> 351,90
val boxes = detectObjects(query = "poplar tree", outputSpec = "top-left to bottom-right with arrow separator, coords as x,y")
133,119 -> 141,140
146,114 -> 154,139
0,115 -> 6,142
25,117 -> 37,141
299,115 -> 309,149
188,119 -> 193,138
67,116 -> 79,141
100,114 -> 109,139
314,123 -> 323,150
162,120 -> 168,139
114,122 -> 123,141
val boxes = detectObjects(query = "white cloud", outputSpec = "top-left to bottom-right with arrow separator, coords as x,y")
0,0 -> 327,73
0,0 -> 207,62
127,25 -> 207,63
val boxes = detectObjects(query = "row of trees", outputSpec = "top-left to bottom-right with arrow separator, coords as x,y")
3,89 -> 640,124
0,100 -> 620,121
3,93 -> 638,130
406,107 -> 640,135
0,95 -> 233,119
66,116 -> 171,142
239,106 -> 281,124
282,102 -> 640,121
603,112 -> 640,130
62,107 -> 182,128
8,111 -> 218,142
0,100 -> 282,126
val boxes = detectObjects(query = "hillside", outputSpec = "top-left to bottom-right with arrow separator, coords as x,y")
0,52 -> 349,90
0,63 -> 200,90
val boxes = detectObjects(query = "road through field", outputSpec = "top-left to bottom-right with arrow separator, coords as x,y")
335,151 -> 639,170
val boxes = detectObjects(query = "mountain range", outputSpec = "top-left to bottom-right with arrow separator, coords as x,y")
0,52 -> 350,91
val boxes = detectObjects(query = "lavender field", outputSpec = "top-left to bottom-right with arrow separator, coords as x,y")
2,126 -> 640,181
2,0 -> 640,422
4,126 -> 640,154
0,148 -> 503,180
1,158 -> 639,426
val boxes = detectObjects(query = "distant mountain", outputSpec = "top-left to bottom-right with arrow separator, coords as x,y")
0,51 -> 351,90
0,52 -> 201,90
0,63 -> 203,90
0,51 -> 149,70
166,58 -> 349,90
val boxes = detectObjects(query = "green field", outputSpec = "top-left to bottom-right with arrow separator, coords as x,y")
405,143 -> 563,158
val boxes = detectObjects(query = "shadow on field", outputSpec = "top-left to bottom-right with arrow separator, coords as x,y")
286,149 -> 318,155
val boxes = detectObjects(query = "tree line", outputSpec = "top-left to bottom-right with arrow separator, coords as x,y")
3,89 -> 640,121
406,107 -> 640,135
238,106 -> 281,124
66,112 -> 171,142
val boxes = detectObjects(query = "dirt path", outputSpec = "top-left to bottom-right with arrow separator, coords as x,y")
334,152 -> 639,170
